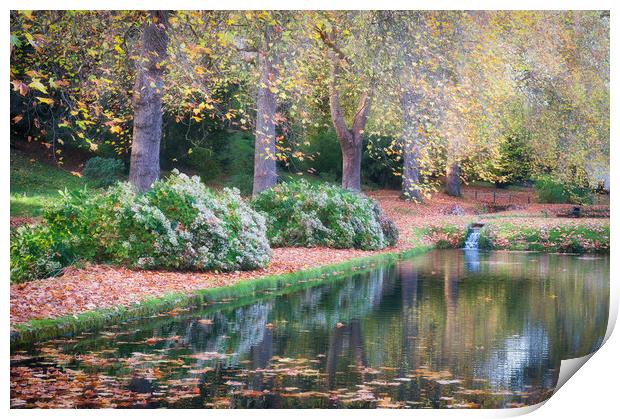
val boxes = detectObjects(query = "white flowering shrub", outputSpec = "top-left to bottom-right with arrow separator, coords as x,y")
115,171 -> 271,271
252,180 -> 399,250
10,171 -> 271,282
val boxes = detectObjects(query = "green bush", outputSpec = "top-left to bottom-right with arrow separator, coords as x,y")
226,173 -> 254,196
10,172 -> 271,282
534,175 -> 592,204
298,128 -> 342,180
224,132 -> 255,177
115,172 -> 271,271
82,157 -> 125,187
362,135 -> 402,189
11,186 -> 115,283
492,129 -> 534,186
187,147 -> 222,181
10,224 -> 63,283
252,180 -> 398,250
220,133 -> 255,195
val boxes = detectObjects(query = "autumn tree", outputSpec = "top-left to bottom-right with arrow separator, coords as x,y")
314,12 -> 377,192
128,11 -> 170,192
10,10 -> 608,196
10,11 -> 139,159
201,11 -> 303,195
493,11 -> 609,187
251,21 -> 280,194
375,11 -> 441,201
232,12 -> 289,196
420,11 -> 515,197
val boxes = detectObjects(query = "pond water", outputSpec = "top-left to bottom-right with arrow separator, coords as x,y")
11,249 -> 609,409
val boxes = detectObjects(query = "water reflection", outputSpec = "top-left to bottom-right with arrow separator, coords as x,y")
11,250 -> 609,409
463,249 -> 480,272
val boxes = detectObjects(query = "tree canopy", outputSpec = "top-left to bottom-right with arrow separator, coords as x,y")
10,10 -> 609,196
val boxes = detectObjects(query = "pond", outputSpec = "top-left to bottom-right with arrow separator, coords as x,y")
10,249 -> 609,409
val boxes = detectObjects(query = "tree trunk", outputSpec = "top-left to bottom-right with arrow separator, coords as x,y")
341,140 -> 362,191
446,161 -> 461,197
327,53 -> 372,193
252,44 -> 278,196
400,89 -> 423,201
129,11 -> 169,192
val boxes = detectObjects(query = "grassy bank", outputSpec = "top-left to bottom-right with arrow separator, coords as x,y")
12,244 -> 432,347
12,215 -> 609,346
417,223 -> 472,249
413,217 -> 609,254
478,219 -> 609,253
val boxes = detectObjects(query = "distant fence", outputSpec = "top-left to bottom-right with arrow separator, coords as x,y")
462,189 -> 610,206
462,189 -> 532,205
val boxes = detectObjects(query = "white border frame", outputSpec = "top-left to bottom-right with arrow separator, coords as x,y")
3,2 -> 616,418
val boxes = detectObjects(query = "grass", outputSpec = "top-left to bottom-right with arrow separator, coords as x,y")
412,217 -> 610,254
478,219 -> 609,253
11,243 -> 432,347
10,149 -> 88,217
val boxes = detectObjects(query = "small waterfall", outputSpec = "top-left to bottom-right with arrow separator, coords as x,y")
464,226 -> 482,249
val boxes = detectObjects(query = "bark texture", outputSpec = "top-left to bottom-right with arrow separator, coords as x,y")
328,53 -> 372,192
129,11 -> 169,192
252,32 -> 279,196
400,89 -> 423,201
446,161 -> 461,197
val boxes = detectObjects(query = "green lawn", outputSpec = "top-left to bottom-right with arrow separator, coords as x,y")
10,149 -> 88,217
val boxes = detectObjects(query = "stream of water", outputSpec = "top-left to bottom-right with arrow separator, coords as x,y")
464,227 -> 481,249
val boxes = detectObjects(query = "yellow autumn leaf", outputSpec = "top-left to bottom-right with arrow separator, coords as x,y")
29,79 -> 48,94
36,97 -> 54,106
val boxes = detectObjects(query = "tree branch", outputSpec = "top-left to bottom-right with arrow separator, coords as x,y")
315,26 -> 353,66
328,53 -> 353,145
351,84 -> 373,143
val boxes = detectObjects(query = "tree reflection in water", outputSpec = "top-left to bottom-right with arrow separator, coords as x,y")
11,250 -> 609,408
